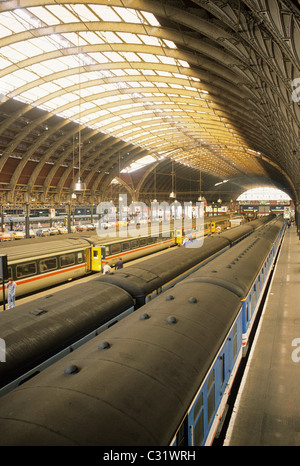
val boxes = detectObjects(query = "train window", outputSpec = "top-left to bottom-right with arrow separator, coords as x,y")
139,238 -> 147,246
77,252 -> 84,263
121,242 -> 130,252
207,369 -> 214,393
232,324 -> 237,361
207,370 -> 215,426
111,244 -> 121,254
194,411 -> 204,446
7,266 -> 12,279
130,240 -> 139,249
16,261 -> 37,278
246,303 -> 249,322
175,419 -> 187,446
60,253 -> 75,268
193,392 -> 203,423
39,258 -> 57,273
253,284 -> 257,309
105,246 -> 110,256
220,354 -> 225,386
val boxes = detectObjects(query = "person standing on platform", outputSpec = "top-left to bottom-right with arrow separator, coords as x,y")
115,257 -> 123,270
6,278 -> 16,309
102,262 -> 112,274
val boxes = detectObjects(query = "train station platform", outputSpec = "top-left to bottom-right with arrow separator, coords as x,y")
224,223 -> 300,446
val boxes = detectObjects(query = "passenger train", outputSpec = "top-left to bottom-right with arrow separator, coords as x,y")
0,216 -> 285,446
0,215 -> 232,303
0,216 -> 271,396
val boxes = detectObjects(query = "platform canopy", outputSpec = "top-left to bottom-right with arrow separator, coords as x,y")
0,0 -> 299,206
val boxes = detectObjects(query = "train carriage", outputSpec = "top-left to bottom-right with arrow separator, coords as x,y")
0,217 -> 285,446
0,215 -> 233,302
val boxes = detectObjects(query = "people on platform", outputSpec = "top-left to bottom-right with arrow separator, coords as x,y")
115,257 -> 123,270
6,278 -> 16,309
102,262 -> 112,274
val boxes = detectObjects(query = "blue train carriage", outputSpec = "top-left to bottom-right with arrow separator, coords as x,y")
0,217 -> 284,446
240,219 -> 286,352
170,300 -> 243,446
170,217 -> 286,445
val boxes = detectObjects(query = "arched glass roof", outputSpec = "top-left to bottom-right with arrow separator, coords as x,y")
237,187 -> 292,202
0,2 -> 267,178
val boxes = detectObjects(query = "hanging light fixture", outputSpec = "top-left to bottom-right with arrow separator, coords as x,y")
169,160 -> 176,198
153,167 -> 157,203
74,45 -> 86,193
198,148 -> 206,202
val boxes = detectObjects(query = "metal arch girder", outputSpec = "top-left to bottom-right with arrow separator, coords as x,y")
0,0 -> 298,203
91,145 -> 148,195
0,1 -> 296,110
44,130 -> 114,200
188,1 -> 299,110
1,5 -> 292,144
8,117 -> 69,196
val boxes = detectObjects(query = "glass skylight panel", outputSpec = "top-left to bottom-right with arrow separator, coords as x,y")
0,57 -> 11,68
123,69 -> 141,75
47,5 -> 80,23
68,4 -> 99,22
2,12 -> 27,33
1,45 -> 25,61
30,36 -> 59,53
119,52 -> 141,62
117,32 -> 142,44
53,77 -> 76,88
138,35 -> 161,46
163,39 -> 177,49
99,31 -> 122,43
88,52 -> 109,64
27,6 -> 60,26
0,79 -> 14,93
21,86 -> 49,99
44,97 -> 67,110
14,8 -> 42,28
138,53 -> 160,63
38,82 -> 60,94
80,31 -> 104,44
105,95 -> 123,103
111,69 -> 126,77
113,7 -> 142,24
158,56 -> 177,65
24,39 -> 47,56
91,4 -> 121,22
61,32 -> 86,46
5,73 -> 26,87
43,58 -> 68,72
0,24 -> 12,38
61,93 -> 77,103
156,70 -> 172,77
127,82 -> 141,88
140,11 -> 161,27
103,51 -> 124,62
63,55 -> 83,69
12,69 -> 38,83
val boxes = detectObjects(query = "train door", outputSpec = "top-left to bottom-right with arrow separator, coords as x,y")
175,228 -> 183,245
86,246 -> 106,272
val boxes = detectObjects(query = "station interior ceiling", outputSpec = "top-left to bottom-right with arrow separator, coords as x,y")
0,0 -> 299,208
